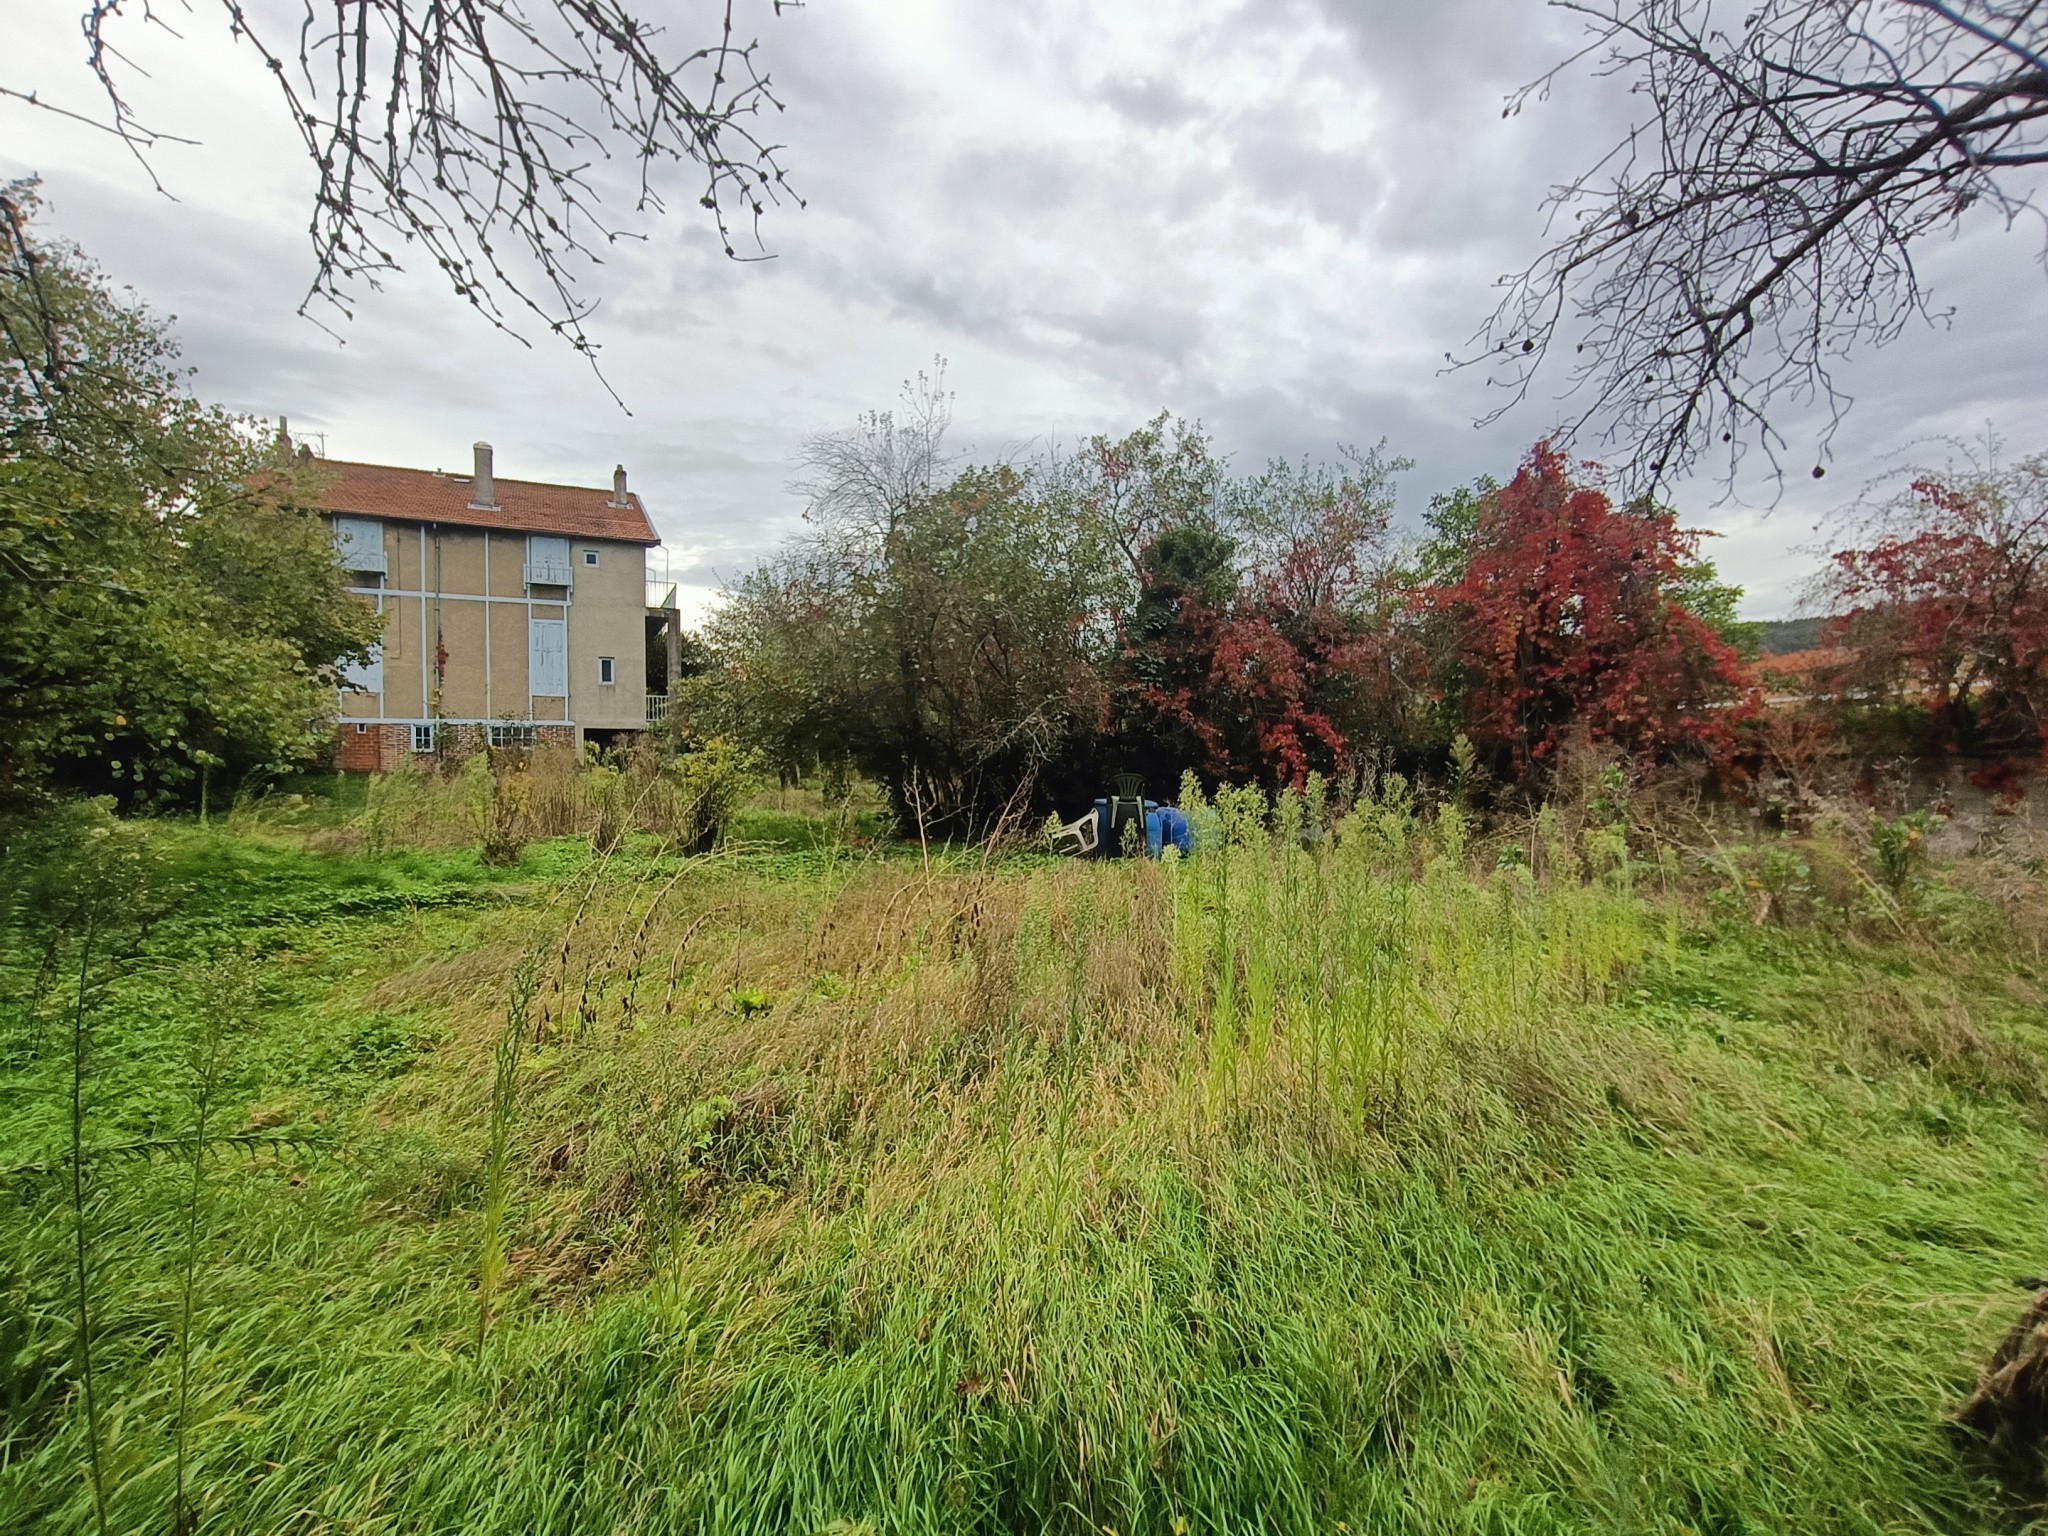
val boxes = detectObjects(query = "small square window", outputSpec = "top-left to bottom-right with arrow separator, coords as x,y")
582,549 -> 600,567
598,656 -> 616,685
412,723 -> 435,752
354,722 -> 368,734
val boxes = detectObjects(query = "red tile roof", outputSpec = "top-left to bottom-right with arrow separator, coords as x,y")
313,458 -> 660,545
1760,646 -> 1853,678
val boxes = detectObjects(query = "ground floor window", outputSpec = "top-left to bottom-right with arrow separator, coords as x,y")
412,723 -> 435,752
489,722 -> 538,748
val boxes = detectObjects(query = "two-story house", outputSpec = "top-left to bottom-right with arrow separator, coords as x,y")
315,439 -> 664,770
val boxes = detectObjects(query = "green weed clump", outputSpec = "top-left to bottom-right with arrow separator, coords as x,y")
2,787 -> 2045,1534
350,737 -> 777,866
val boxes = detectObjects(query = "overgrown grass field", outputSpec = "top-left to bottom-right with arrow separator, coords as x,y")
4,783 -> 2047,1534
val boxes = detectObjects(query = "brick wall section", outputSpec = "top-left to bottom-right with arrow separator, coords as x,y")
336,721 -> 581,773
336,723 -> 410,772
440,723 -> 488,765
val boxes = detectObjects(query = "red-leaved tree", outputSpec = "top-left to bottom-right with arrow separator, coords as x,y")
1117,452 -> 1413,789
1423,444 -> 1758,776
1825,449 -> 2048,762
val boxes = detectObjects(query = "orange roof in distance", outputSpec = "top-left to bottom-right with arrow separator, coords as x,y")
314,458 -> 659,545
1760,646 -> 1853,679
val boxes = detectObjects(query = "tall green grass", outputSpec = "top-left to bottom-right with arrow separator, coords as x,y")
2,787 -> 2044,1533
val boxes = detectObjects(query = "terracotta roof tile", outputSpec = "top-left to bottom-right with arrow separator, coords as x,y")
314,458 -> 659,544
1760,646 -> 1854,676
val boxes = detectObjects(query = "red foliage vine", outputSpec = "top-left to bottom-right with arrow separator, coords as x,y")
1117,472 -> 1410,789
1827,466 -> 2048,762
1423,444 -> 1758,774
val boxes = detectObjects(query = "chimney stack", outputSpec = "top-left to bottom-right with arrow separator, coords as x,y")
277,416 -> 292,457
611,464 -> 629,508
470,441 -> 497,509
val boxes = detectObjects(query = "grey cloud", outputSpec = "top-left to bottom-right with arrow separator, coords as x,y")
1096,76 -> 1206,129
5,0 -> 2043,624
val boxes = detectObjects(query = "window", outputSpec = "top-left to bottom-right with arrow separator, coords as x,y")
489,722 -> 538,749
582,549 -> 600,568
598,655 -> 616,685
354,723 -> 368,734
412,723 -> 435,752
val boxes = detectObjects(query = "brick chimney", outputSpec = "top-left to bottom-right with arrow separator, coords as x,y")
611,464 -> 629,508
470,442 -> 498,509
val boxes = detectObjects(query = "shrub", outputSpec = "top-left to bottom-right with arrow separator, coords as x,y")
671,738 -> 764,853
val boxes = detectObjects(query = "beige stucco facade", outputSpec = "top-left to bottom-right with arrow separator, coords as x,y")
331,519 -> 651,744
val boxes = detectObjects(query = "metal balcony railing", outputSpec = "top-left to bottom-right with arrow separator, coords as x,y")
523,560 -> 574,588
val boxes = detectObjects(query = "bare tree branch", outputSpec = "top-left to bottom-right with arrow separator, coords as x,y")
796,360 -> 955,557
1470,1 -> 2048,495
13,2 -> 801,396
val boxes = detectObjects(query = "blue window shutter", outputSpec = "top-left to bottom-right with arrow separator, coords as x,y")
528,619 -> 567,695
333,517 -> 387,573
340,642 -> 383,693
525,535 -> 572,586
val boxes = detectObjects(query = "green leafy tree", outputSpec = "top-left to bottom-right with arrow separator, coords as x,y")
1669,553 -> 1763,659
1065,412 -> 1235,605
699,445 -> 1115,831
0,182 -> 379,812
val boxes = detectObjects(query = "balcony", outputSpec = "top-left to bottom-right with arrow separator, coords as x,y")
523,560 -> 574,589
645,693 -> 669,724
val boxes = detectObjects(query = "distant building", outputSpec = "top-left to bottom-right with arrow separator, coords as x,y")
306,437 -> 678,770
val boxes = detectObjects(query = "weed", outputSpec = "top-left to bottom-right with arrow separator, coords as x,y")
173,953 -> 254,1535
3,794 -> 2046,1532
1873,808 -> 1940,892
479,945 -> 546,1348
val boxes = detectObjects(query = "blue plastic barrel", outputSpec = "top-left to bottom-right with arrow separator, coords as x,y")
1156,806 -> 1192,854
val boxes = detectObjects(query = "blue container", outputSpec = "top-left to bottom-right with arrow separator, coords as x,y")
1155,805 -> 1192,854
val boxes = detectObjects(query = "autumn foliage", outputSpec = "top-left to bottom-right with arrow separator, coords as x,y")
1825,454 -> 2048,763
1115,454 -> 1410,790
1423,445 -> 1758,774
707,412 -> 1827,823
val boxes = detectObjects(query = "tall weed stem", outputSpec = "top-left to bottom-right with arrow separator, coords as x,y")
66,903 -> 109,1536
479,945 -> 546,1349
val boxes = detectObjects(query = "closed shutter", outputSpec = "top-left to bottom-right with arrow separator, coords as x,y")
525,535 -> 572,586
528,619 -> 567,696
332,516 -> 387,573
340,642 -> 383,694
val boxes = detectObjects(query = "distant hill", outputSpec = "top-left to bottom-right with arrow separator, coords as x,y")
1755,617 -> 1830,655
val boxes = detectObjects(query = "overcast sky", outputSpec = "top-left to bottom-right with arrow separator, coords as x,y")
7,0 -> 2045,620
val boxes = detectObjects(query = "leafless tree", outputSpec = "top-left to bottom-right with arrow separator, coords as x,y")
3,2 -> 801,386
795,360 -> 955,560
1474,1 -> 2048,492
